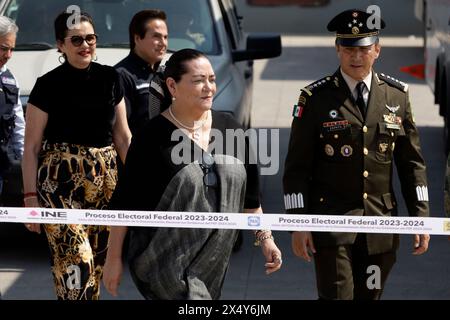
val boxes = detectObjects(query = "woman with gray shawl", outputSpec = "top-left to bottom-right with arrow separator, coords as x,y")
103,49 -> 282,299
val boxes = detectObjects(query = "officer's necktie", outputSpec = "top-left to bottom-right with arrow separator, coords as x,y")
356,81 -> 366,118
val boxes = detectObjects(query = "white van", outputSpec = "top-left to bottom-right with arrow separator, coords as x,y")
0,0 -> 281,206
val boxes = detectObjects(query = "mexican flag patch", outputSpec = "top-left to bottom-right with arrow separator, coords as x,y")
293,104 -> 304,118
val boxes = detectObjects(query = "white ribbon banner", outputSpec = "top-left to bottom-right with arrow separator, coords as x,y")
1,207 -> 450,235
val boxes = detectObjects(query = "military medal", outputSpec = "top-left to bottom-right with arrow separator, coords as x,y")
324,144 -> 334,156
329,110 -> 338,118
379,142 -> 389,153
383,104 -> 402,130
341,145 -> 353,157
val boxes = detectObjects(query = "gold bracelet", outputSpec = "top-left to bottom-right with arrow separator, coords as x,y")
254,234 -> 274,247
254,229 -> 270,237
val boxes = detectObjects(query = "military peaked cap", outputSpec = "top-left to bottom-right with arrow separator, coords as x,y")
327,9 -> 386,47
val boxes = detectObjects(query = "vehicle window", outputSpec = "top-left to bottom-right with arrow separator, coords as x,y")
225,0 -> 242,42
4,0 -> 219,54
218,0 -> 237,49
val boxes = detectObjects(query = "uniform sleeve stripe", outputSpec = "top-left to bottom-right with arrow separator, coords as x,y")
416,186 -> 429,202
284,193 -> 305,209
299,193 -> 304,208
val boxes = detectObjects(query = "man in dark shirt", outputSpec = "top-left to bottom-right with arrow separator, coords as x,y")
115,10 -> 168,135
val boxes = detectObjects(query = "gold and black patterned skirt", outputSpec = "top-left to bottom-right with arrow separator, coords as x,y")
37,141 -> 118,300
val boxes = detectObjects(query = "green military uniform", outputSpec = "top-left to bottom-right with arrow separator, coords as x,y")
283,9 -> 429,300
284,70 -> 429,250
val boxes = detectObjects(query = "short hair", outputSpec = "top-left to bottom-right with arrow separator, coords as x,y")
129,9 -> 167,51
164,48 -> 208,83
54,11 -> 95,42
0,15 -> 18,37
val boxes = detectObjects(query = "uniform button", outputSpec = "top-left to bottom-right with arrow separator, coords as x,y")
334,134 -> 339,139
363,193 -> 368,200
391,132 -> 394,137
319,198 -> 324,202
363,171 -> 369,178
319,134 -> 324,139
363,126 -> 368,133
363,148 -> 368,155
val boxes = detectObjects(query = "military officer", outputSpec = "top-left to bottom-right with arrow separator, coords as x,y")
283,9 -> 430,300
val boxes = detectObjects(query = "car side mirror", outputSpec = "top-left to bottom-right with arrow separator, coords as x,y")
232,33 -> 282,62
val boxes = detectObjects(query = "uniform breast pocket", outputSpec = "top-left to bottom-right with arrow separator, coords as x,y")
320,126 -> 354,161
376,122 -> 405,162
2,84 -> 18,105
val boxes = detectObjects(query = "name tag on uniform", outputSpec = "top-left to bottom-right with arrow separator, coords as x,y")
386,123 -> 401,130
1,76 -> 16,86
322,120 -> 350,132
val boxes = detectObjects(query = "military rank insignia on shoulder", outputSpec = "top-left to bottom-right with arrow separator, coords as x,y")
293,76 -> 332,118
301,76 -> 332,97
378,73 -> 408,92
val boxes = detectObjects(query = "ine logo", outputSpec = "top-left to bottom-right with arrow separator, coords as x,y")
29,210 -> 67,219
248,216 -> 261,227
29,210 -> 39,217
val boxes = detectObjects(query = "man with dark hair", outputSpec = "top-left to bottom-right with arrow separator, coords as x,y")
115,9 -> 168,135
283,9 -> 430,300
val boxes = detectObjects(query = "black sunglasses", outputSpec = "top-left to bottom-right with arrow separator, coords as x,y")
65,34 -> 98,47
200,152 -> 217,188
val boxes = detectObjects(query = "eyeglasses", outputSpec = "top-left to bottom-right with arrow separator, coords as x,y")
200,152 -> 217,188
65,34 -> 98,47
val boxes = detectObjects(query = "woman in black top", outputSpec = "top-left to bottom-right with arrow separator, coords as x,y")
21,11 -> 131,300
103,49 -> 282,300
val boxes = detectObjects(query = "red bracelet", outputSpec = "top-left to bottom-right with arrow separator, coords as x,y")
23,192 -> 37,198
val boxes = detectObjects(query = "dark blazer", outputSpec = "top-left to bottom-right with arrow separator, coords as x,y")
283,69 -> 429,255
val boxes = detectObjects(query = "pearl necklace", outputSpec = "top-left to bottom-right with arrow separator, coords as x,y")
168,106 -> 209,141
